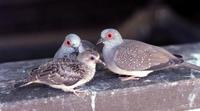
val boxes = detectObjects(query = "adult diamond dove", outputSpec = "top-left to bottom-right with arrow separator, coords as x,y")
18,50 -> 104,95
97,28 -> 200,81
54,34 -> 96,59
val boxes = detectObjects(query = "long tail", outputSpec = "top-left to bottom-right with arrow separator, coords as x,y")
180,62 -> 200,71
14,79 -> 29,88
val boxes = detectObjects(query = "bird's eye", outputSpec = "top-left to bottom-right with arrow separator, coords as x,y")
64,40 -> 71,46
90,56 -> 95,60
106,33 -> 113,39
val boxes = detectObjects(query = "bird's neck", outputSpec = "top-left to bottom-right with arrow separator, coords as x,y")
105,39 -> 123,49
103,39 -> 123,64
87,63 -> 96,69
82,61 -> 96,69
61,45 -> 75,53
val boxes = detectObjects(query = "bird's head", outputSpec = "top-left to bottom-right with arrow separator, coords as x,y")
77,50 -> 105,67
63,34 -> 81,52
96,28 -> 123,46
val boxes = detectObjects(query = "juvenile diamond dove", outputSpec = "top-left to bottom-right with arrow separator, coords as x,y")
97,28 -> 200,81
54,34 -> 97,59
18,50 -> 104,95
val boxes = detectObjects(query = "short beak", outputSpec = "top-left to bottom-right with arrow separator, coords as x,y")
96,59 -> 106,66
73,47 -> 78,52
73,47 -> 79,55
96,38 -> 105,45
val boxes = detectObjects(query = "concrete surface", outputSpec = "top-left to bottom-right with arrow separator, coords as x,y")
1,43 -> 200,111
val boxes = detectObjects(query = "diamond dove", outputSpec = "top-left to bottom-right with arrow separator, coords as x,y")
97,28 -> 200,81
18,50 -> 104,95
54,34 -> 97,59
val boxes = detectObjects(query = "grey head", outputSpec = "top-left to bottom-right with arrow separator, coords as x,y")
62,33 -> 82,53
77,50 -> 105,67
97,28 -> 123,46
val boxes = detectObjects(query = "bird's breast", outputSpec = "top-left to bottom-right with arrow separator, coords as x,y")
102,46 -> 120,72
103,46 -> 115,64
82,67 -> 96,83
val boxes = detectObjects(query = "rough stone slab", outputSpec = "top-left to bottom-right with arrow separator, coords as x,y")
1,43 -> 200,111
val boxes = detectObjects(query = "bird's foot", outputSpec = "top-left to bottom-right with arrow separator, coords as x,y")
119,76 -> 140,81
71,89 -> 90,97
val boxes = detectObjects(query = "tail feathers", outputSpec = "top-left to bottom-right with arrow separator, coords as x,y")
14,80 -> 29,88
180,62 -> 200,71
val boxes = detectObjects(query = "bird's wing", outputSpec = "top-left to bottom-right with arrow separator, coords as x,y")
62,63 -> 87,86
114,40 -> 181,71
82,40 -> 98,51
54,47 -> 78,59
29,59 -> 86,86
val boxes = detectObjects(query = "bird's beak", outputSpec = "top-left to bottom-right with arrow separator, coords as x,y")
96,38 -> 105,45
96,59 -> 106,66
73,47 -> 79,54
73,47 -> 79,56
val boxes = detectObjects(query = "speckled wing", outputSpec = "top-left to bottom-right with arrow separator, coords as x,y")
29,59 -> 86,86
114,40 -> 182,71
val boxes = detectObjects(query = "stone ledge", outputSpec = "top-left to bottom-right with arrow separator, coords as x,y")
1,43 -> 200,111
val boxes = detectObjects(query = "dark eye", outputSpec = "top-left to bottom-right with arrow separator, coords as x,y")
106,33 -> 113,39
90,56 -> 95,60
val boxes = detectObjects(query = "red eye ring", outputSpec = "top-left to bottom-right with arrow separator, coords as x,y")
64,40 -> 71,47
106,33 -> 112,39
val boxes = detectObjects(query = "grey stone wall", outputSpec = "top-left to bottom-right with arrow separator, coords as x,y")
1,43 -> 200,111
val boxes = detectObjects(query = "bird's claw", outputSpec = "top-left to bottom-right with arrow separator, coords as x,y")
72,89 -> 90,97
119,76 -> 140,81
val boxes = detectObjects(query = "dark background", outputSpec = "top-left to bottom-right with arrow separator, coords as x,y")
0,0 -> 199,63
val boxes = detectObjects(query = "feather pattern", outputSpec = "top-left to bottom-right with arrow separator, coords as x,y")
114,40 -> 183,71
27,58 -> 92,86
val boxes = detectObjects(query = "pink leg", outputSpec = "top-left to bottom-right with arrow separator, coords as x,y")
72,89 -> 90,97
119,76 -> 140,81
